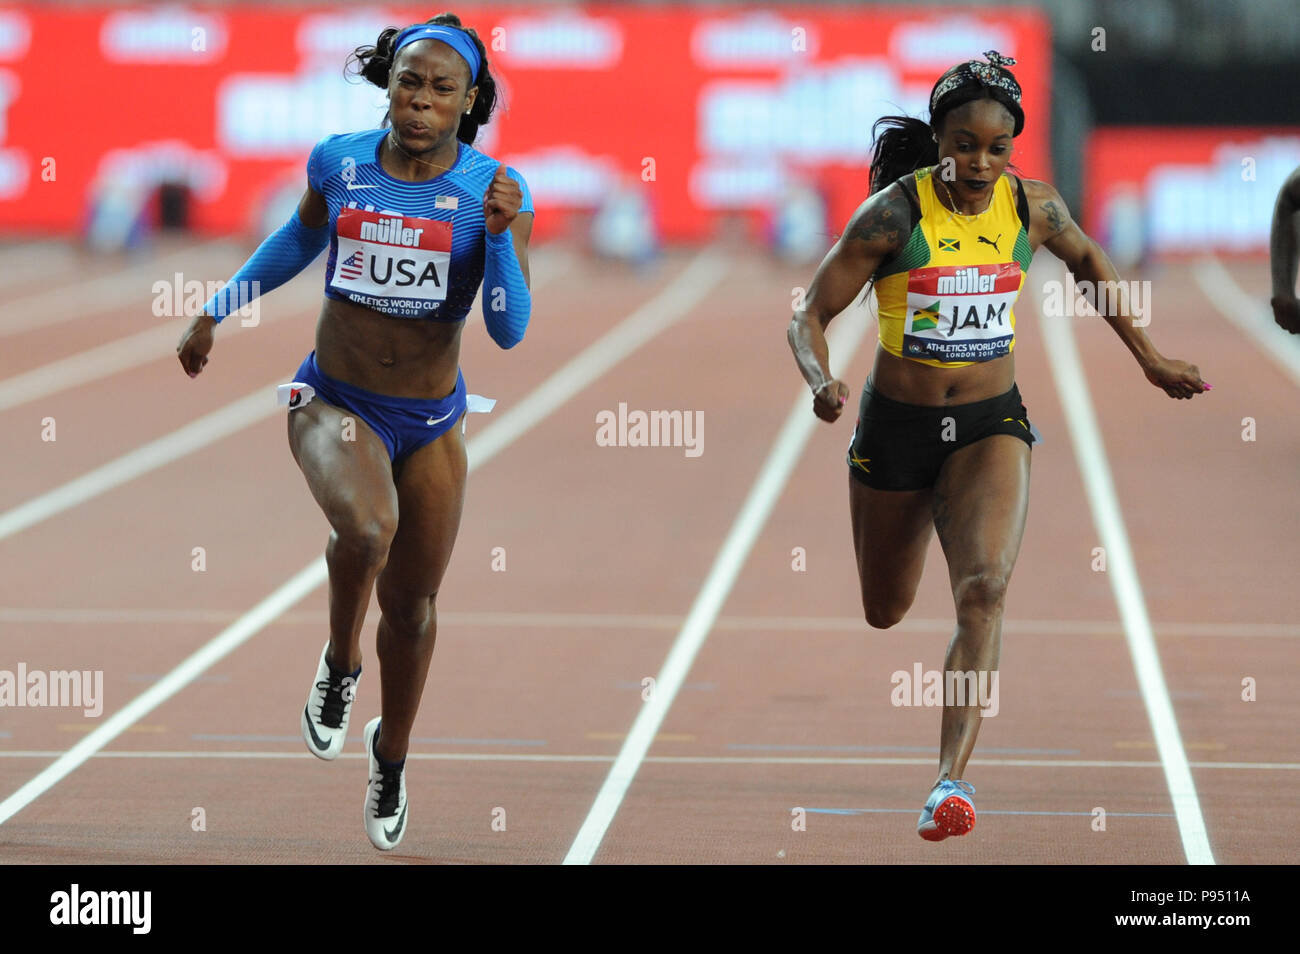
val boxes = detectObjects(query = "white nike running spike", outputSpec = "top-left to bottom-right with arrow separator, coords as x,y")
364,717 -> 409,851
301,642 -> 359,761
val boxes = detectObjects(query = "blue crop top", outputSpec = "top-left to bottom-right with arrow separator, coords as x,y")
307,128 -> 533,322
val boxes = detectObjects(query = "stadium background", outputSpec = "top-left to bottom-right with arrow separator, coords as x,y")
3,1 -> 1299,255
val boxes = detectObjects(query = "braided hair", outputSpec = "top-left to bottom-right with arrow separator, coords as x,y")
868,51 -> 1024,195
347,12 -> 497,146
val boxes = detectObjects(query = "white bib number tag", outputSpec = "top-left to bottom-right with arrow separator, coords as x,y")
330,208 -> 453,318
903,262 -> 1022,363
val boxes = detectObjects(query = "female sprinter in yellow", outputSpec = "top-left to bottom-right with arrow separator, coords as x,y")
787,52 -> 1206,841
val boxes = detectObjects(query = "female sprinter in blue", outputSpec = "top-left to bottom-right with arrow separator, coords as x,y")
175,15 -> 532,851
787,52 -> 1207,842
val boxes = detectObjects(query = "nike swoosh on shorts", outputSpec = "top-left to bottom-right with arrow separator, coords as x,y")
426,409 -> 455,426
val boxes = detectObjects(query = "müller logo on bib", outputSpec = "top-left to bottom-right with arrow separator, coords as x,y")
903,262 -> 1022,363
330,208 -> 453,318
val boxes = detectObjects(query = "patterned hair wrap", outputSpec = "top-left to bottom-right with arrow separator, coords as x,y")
929,51 -> 1021,114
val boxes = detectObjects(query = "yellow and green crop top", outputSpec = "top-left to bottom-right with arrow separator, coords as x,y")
871,166 -> 1034,368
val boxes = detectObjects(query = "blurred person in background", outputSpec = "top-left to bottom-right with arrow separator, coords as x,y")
1270,165 -> 1300,333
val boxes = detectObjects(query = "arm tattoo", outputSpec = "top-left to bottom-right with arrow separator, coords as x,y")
845,197 -> 905,250
1041,200 -> 1066,237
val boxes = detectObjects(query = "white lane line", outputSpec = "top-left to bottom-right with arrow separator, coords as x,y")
0,248 -> 730,828
1193,256 -> 1300,389
562,299 -> 873,866
0,279 -> 320,412
467,249 -> 730,466
1038,258 -> 1215,865
0,242 -> 225,337
0,324 -> 212,412
4,607 -> 1297,638
0,384 -> 281,541
0,241 -> 78,287
0,563 -> 324,825
0,751 -> 1293,770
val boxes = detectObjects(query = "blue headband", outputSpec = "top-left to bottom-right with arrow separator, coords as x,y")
393,25 -> 481,83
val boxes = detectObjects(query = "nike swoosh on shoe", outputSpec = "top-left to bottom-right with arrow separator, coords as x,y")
303,705 -> 332,751
384,803 -> 408,842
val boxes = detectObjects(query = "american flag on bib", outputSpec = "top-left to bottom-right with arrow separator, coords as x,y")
338,250 -> 363,280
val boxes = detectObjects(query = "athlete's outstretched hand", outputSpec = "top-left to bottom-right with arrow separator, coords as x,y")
176,313 -> 215,378
484,163 -> 522,235
812,378 -> 850,422
1143,355 -> 1207,400
1271,295 -> 1300,334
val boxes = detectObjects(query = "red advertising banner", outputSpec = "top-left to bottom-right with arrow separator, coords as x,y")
0,5 -> 1051,241
1086,126 -> 1300,258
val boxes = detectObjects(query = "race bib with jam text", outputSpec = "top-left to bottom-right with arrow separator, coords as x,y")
902,262 -> 1022,363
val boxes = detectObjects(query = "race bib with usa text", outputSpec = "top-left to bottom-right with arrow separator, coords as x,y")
329,208 -> 453,319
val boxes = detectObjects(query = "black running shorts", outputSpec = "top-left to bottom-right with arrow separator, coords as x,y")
847,379 -> 1037,491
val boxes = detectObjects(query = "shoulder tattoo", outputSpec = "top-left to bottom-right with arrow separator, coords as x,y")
845,194 -> 906,249
1041,199 -> 1067,236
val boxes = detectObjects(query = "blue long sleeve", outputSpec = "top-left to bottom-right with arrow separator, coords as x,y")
203,209 -> 329,322
481,229 -> 531,348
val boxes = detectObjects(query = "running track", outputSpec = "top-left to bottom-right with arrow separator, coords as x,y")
0,237 -> 1295,864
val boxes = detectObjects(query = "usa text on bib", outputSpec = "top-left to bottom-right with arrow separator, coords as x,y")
330,208 -> 453,319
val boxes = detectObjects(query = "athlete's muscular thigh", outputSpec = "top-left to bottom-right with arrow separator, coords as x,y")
288,399 -> 398,544
850,476 -> 935,629
931,434 -> 1030,598
375,422 -> 468,631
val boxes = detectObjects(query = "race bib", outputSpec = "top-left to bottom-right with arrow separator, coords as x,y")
902,262 -> 1022,362
330,208 -> 453,318
276,383 -> 315,408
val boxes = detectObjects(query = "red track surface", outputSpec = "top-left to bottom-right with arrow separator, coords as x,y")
0,240 -> 1295,864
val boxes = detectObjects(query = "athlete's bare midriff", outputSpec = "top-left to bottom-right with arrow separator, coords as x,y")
315,295 -> 464,400
870,345 -> 1016,406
